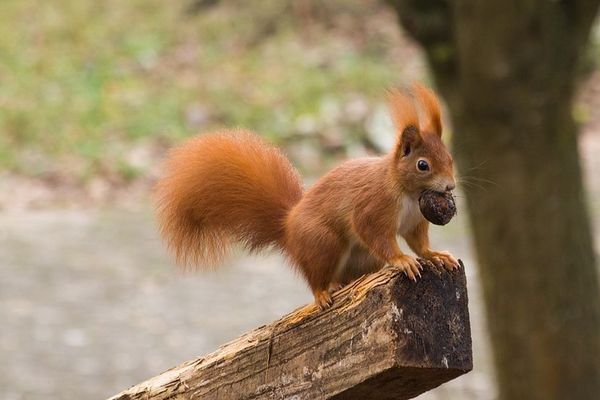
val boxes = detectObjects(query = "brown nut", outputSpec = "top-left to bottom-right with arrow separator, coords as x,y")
419,191 -> 456,226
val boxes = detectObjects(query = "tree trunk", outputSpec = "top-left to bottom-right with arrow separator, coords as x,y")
388,1 -> 600,398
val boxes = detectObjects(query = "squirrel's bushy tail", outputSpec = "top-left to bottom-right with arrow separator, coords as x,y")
155,130 -> 303,268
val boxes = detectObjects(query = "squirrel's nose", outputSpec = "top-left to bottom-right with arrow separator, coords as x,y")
445,183 -> 456,192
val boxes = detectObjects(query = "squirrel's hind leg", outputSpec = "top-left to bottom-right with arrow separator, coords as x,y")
287,227 -> 346,310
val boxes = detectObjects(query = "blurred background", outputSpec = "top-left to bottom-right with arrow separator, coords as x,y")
1,1 -> 599,399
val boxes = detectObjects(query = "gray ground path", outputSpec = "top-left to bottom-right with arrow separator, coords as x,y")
1,131 -> 599,400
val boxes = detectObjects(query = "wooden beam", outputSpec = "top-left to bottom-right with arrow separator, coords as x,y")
108,263 -> 472,400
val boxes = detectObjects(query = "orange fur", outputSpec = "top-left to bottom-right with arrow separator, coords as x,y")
387,87 -> 420,134
155,130 -> 302,267
155,83 -> 458,309
413,82 -> 442,136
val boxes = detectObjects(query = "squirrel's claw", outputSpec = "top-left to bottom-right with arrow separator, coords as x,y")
314,290 -> 334,310
391,255 -> 421,282
417,258 -> 434,270
423,250 -> 459,271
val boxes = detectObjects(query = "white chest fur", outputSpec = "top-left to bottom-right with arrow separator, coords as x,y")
397,195 -> 423,237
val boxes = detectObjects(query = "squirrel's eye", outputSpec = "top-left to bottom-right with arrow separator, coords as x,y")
417,160 -> 430,171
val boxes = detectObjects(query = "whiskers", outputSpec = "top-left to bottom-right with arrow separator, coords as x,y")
456,175 -> 499,192
453,158 -> 500,192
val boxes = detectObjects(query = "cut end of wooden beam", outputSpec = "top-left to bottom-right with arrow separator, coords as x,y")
109,263 -> 472,400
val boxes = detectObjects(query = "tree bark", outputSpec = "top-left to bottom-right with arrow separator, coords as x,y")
388,1 -> 600,399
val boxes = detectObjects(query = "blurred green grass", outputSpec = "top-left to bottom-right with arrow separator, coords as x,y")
0,0 -> 418,182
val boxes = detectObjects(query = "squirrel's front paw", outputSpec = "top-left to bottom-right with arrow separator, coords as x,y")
423,250 -> 459,271
390,254 -> 422,281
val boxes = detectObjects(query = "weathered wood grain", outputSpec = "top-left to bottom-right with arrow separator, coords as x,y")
108,263 -> 472,400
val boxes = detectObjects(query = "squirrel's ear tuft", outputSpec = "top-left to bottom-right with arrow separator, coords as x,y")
387,87 -> 420,135
387,87 -> 422,160
412,82 -> 442,137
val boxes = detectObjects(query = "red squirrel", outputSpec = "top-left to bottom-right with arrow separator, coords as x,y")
155,83 -> 459,309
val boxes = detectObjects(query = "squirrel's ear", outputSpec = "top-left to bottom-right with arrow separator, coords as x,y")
387,87 -> 421,159
412,82 -> 442,137
398,125 -> 421,158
